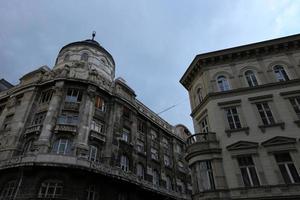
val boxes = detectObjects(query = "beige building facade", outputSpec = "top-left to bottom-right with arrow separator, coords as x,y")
0,37 -> 192,200
181,34 -> 300,199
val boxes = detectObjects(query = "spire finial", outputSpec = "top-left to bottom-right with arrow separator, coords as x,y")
92,31 -> 96,40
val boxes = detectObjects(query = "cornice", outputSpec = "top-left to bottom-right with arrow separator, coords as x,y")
180,33 -> 300,90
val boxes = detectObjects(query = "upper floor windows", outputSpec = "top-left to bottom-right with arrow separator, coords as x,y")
256,102 -> 275,125
225,107 -> 242,130
95,96 -> 105,112
88,145 -> 98,162
274,152 -> 300,184
237,156 -> 260,187
52,138 -> 72,155
39,90 -> 53,104
198,160 -> 215,191
217,76 -> 230,92
199,117 -> 209,133
150,129 -> 158,141
121,128 -> 130,142
245,70 -> 258,87
32,112 -> 46,125
136,163 -> 145,179
274,65 -> 289,82
289,96 -> 300,119
91,120 -> 104,133
120,155 -> 129,172
65,88 -> 82,103
81,53 -> 89,61
0,180 -> 17,200
57,113 -> 78,125
196,88 -> 203,103
38,179 -> 63,198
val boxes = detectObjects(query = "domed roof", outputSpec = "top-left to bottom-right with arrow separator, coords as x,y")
59,38 -> 115,65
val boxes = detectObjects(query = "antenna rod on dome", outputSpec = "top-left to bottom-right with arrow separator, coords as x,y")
92,31 -> 96,40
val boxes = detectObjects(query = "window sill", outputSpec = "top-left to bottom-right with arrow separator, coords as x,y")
258,122 -> 285,133
294,120 -> 300,127
225,127 -> 249,137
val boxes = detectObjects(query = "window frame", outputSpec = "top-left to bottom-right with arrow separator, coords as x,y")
256,102 -> 275,125
65,88 -> 82,103
38,179 -> 63,198
225,107 -> 242,130
217,75 -> 230,92
245,70 -> 258,87
273,65 -> 289,82
237,156 -> 260,187
120,155 -> 129,172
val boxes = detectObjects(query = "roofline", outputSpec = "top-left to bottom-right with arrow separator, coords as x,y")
59,41 -> 115,66
180,33 -> 300,89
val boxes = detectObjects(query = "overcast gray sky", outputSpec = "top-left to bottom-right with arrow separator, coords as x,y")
1,0 -> 300,132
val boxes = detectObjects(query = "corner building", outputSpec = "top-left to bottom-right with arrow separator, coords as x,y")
180,34 -> 300,199
0,38 -> 192,199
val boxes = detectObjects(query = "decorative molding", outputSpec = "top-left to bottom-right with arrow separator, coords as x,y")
248,94 -> 273,102
227,141 -> 258,151
217,99 -> 241,107
261,136 -> 296,147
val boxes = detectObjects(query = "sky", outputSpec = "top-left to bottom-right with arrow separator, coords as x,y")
1,0 -> 300,132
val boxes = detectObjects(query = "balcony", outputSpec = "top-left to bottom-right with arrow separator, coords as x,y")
54,124 -> 77,135
94,108 -> 105,118
185,132 -> 221,161
63,102 -> 80,111
90,130 -> 106,142
24,124 -> 42,136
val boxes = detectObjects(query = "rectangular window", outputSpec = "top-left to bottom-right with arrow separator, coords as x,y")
256,102 -> 275,125
137,119 -> 146,133
95,96 -> 105,112
65,88 -> 82,103
89,145 -> 98,162
121,128 -> 130,142
32,112 -> 46,125
136,140 -> 145,152
225,107 -> 242,129
198,161 -> 215,190
290,97 -> 300,119
39,90 -> 53,104
57,113 -> 78,125
164,155 -> 171,166
237,156 -> 260,187
90,120 -> 104,133
123,107 -> 130,119
151,148 -> 159,160
275,152 -> 300,184
200,117 -> 209,133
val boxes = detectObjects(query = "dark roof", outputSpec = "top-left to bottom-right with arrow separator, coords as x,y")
59,39 -> 115,65
0,79 -> 14,92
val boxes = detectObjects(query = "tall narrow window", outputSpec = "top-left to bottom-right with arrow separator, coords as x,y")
217,76 -> 230,92
121,128 -> 130,142
275,152 -> 300,184
289,97 -> 300,119
166,176 -> 172,191
89,145 -> 98,162
95,96 -> 105,111
120,155 -> 129,172
0,180 -> 17,200
137,120 -> 146,133
153,170 -> 159,186
136,163 -> 145,179
38,179 -> 63,198
65,88 -> 82,103
32,112 -> 46,125
225,107 -> 242,129
136,140 -> 144,152
237,156 -> 260,187
256,102 -> 275,125
39,90 -> 53,104
52,139 -> 71,155
85,185 -> 98,200
245,70 -> 258,87
198,161 -> 215,191
91,120 -> 104,133
196,88 -> 203,103
150,129 -> 158,140
199,117 -> 209,133
81,53 -> 88,61
274,65 -> 289,82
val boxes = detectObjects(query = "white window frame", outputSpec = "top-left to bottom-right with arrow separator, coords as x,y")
225,107 -> 242,129
120,155 -> 129,172
53,139 -> 70,155
256,102 -> 275,125
199,117 -> 209,133
245,70 -> 258,87
274,65 -> 289,82
91,120 -> 104,133
217,75 -> 230,92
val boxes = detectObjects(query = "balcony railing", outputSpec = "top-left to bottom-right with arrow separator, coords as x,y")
63,102 -> 80,111
186,132 -> 217,145
90,130 -> 106,142
55,124 -> 77,134
24,124 -> 42,136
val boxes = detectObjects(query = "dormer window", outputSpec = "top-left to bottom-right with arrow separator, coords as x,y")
274,65 -> 289,82
81,53 -> 88,61
217,76 -> 230,92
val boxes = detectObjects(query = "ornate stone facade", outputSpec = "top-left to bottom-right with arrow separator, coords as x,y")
181,34 -> 300,199
0,38 -> 191,200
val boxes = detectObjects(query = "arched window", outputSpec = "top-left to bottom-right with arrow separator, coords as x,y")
81,53 -> 89,61
166,176 -> 172,191
88,145 -> 98,162
153,170 -> 159,186
217,76 -> 230,91
0,180 -> 17,200
52,138 -> 72,155
196,88 -> 203,103
136,163 -> 144,179
38,179 -> 63,198
63,54 -> 70,62
245,70 -> 258,87
85,185 -> 99,200
120,155 -> 129,172
273,65 -> 289,81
